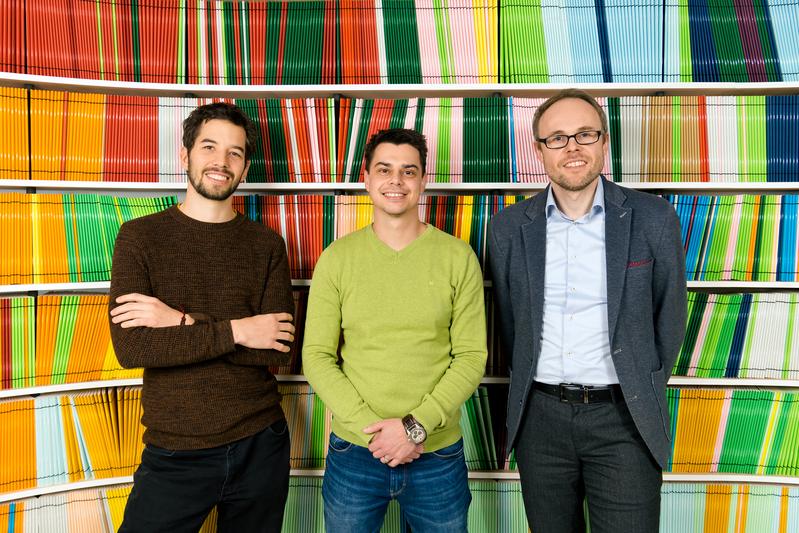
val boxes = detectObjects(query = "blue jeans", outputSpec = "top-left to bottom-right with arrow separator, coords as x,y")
322,433 -> 471,533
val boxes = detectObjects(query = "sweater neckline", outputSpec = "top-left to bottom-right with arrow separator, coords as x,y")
167,205 -> 246,232
366,223 -> 433,258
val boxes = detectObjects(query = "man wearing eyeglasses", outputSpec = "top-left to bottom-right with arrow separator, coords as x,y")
488,89 -> 687,533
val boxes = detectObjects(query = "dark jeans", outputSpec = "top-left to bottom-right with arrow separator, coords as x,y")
322,433 -> 471,533
516,391 -> 662,533
120,419 -> 291,533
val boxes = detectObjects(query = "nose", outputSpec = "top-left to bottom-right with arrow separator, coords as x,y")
564,136 -> 581,150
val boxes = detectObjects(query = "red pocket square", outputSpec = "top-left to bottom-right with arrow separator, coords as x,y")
627,258 -> 653,268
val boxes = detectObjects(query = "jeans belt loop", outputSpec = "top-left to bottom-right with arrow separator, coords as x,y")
583,387 -> 589,404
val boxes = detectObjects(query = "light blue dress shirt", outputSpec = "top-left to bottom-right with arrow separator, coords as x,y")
535,179 -> 619,386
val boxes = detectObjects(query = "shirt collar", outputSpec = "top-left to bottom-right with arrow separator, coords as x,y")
546,177 -> 605,222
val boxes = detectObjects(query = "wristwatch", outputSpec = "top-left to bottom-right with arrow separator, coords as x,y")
402,414 -> 427,444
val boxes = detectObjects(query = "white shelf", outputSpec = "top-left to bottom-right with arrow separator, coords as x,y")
0,281 -> 111,294
669,377 -> 799,388
3,279 -> 798,295
0,279 -> 311,295
3,72 -> 799,98
687,281 -> 799,290
0,476 -> 133,504
5,374 -> 799,401
0,379 -> 143,399
3,179 -> 799,194
3,471 -> 797,504
662,473 -> 799,487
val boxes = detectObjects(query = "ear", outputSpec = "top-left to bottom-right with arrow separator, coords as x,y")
241,160 -> 251,182
180,146 -> 189,171
363,168 -> 371,192
533,141 -> 544,164
602,132 -> 610,159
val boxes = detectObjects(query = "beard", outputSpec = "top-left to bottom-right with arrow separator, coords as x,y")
186,163 -> 240,201
548,158 -> 604,193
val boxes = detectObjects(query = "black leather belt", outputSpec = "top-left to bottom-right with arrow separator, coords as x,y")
533,381 -> 623,404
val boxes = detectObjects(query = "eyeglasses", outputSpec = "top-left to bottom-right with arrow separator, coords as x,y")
536,130 -> 603,150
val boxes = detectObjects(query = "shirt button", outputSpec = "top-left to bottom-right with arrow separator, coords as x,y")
570,287 -> 576,292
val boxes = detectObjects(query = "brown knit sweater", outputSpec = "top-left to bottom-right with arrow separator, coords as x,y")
109,206 -> 294,450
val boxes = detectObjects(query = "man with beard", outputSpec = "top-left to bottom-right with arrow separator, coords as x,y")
109,102 -> 295,532
488,89 -> 687,533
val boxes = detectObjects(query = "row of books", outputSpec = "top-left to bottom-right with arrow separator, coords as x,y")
0,384 -> 511,494
0,193 -> 527,282
3,0 -> 796,83
502,0 -> 792,83
0,295 -> 130,390
676,292 -> 799,379
0,289 -> 510,390
667,194 -> 799,281
5,288 -> 799,391
668,389 -> 799,475
0,479 -> 525,533
6,385 -> 799,494
0,193 -> 176,285
2,480 -> 798,532
4,88 -> 799,183
661,483 -> 799,532
4,191 -> 799,284
0,388 -> 144,493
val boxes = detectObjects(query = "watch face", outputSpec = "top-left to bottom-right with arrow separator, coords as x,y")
409,427 -> 425,444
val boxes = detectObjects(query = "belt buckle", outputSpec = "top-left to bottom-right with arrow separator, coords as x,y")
560,383 -> 590,404
558,383 -> 587,404
558,384 -> 569,403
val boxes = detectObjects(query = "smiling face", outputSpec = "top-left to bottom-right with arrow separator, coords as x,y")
181,119 -> 250,202
534,98 -> 608,194
364,142 -> 425,221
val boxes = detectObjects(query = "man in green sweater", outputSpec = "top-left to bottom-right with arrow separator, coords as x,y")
109,103 -> 295,532
303,128 -> 487,532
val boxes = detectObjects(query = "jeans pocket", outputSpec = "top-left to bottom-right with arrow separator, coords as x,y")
328,432 -> 353,453
431,439 -> 464,459
266,418 -> 289,436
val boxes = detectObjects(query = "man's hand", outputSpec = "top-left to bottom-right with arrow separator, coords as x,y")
110,293 -> 193,328
364,419 -> 424,468
231,313 -> 295,351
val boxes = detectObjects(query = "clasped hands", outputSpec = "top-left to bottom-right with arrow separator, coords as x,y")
364,419 -> 424,468
110,293 -> 294,351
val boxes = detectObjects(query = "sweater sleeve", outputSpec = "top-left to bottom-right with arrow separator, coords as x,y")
109,223 -> 237,369
410,249 -> 487,433
302,249 -> 381,446
224,235 -> 296,366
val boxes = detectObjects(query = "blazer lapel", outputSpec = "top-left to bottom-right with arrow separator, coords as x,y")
604,180 -> 632,346
521,191 -> 548,369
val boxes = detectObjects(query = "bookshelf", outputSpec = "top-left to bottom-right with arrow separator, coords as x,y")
2,0 -> 799,531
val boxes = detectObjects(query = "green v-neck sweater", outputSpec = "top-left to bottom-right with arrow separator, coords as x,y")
303,225 -> 487,452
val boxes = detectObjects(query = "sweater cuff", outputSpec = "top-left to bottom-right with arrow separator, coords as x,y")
410,396 -> 446,435
218,320 -> 236,353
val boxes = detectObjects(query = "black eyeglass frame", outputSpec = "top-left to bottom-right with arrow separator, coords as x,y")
536,130 -> 604,150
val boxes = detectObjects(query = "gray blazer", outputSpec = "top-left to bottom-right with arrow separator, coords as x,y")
488,178 -> 687,468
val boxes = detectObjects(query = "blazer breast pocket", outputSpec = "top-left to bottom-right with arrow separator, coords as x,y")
627,258 -> 653,269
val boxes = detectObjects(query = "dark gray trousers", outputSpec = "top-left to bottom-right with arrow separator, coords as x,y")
515,389 -> 662,533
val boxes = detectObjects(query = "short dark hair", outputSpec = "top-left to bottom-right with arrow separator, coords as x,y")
182,102 -> 258,161
363,128 -> 428,176
533,89 -> 609,138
